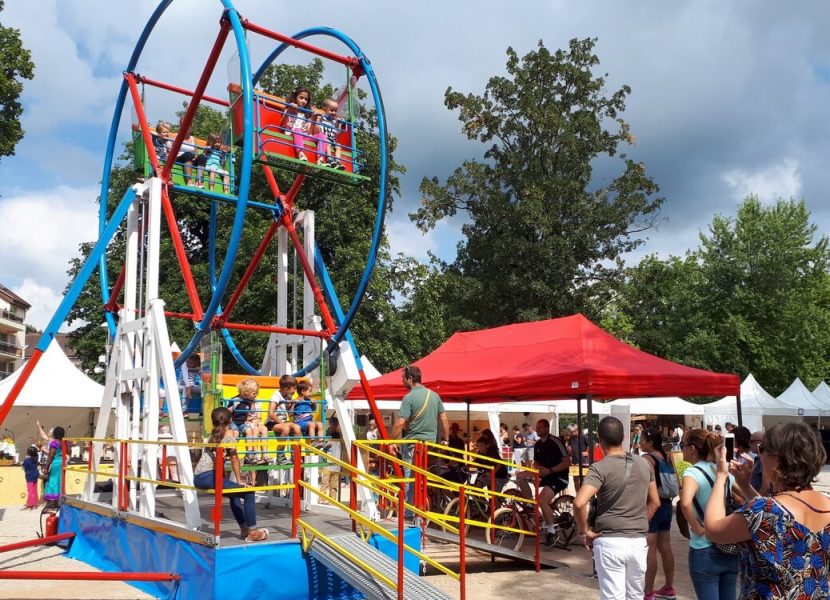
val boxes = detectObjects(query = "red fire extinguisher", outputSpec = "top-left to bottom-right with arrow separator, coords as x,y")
45,512 -> 58,538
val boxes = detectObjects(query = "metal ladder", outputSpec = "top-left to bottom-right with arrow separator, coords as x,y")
307,533 -> 451,600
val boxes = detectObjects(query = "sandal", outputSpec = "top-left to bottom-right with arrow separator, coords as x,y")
240,527 -> 250,540
245,528 -> 269,542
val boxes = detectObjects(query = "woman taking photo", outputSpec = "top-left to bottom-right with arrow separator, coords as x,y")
640,428 -> 676,600
679,428 -> 741,599
705,422 -> 830,599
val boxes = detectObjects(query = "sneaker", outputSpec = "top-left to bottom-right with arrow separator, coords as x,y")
654,587 -> 677,599
644,594 -> 656,600
297,152 -> 308,162
543,529 -> 558,549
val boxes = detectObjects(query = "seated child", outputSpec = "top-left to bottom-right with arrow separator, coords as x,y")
230,378 -> 269,464
291,380 -> 324,439
152,121 -> 199,186
199,133 -> 230,193
312,98 -> 347,169
267,374 -> 302,438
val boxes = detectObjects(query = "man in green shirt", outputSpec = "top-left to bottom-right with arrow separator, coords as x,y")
390,365 -> 449,518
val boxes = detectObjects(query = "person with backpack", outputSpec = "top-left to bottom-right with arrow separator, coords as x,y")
640,428 -> 678,600
679,428 -> 743,600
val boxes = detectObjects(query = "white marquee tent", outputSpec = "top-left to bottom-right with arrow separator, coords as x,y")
704,374 -> 801,432
777,377 -> 830,418
609,397 -> 705,416
0,340 -> 104,448
813,382 -> 830,409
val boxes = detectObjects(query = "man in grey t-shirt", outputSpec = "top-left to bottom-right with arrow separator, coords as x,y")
573,417 -> 660,600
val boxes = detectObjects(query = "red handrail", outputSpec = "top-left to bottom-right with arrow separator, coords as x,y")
0,532 -> 74,553
0,571 -> 180,582
397,482 -> 405,600
291,443 -> 302,538
350,444 -> 358,533
459,486 -> 467,600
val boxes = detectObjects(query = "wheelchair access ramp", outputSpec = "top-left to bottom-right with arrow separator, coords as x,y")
423,529 -> 568,570
308,533 -> 452,600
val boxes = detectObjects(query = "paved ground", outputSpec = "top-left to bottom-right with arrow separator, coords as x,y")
3,466 -> 829,599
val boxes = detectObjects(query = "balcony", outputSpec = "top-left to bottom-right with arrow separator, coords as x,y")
0,339 -> 23,359
0,308 -> 25,333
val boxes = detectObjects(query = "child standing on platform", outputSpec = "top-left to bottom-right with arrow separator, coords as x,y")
22,446 -> 39,509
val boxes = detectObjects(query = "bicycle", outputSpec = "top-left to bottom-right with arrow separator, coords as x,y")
440,471 -> 504,536
488,478 -> 577,552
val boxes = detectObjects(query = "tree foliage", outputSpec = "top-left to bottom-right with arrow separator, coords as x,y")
618,197 -> 830,394
0,0 -> 34,162
414,38 -> 662,327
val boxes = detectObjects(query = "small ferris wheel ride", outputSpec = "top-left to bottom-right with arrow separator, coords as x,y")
0,0 -> 392,525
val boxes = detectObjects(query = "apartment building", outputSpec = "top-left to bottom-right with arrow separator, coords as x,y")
0,284 -> 29,380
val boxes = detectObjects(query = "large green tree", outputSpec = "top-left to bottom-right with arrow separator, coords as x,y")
414,38 -> 662,328
618,197 -> 830,394
0,0 -> 34,161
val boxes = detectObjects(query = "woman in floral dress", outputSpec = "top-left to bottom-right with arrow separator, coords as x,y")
705,422 -> 830,599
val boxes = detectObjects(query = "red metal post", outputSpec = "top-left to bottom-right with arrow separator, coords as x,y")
60,440 -> 67,499
220,221 -> 280,320
0,349 -> 44,427
125,73 -> 163,177
242,20 -> 358,67
159,186 -> 205,321
103,266 -> 126,313
219,321 -> 329,338
213,446 -> 224,540
160,444 -> 168,483
118,441 -> 128,511
292,443 -> 302,538
162,21 -> 231,179
0,571 -> 181,582
397,482 -> 405,600
0,532 -> 74,554
135,75 -> 230,107
459,486 -> 467,600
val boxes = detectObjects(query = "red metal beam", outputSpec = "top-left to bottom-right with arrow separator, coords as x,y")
281,213 -> 338,334
125,73 -> 164,178
0,348 -> 44,427
0,532 -> 74,554
104,266 -> 126,313
218,321 -> 329,338
242,20 -> 358,68
135,74 -> 230,107
159,186 -> 205,320
163,20 -> 231,179
0,571 -> 180,582
220,220 -> 280,321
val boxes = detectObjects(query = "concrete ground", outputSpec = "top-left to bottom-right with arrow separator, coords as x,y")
2,466 -> 829,599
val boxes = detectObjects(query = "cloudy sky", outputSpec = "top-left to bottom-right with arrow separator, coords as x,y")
2,1 -> 829,330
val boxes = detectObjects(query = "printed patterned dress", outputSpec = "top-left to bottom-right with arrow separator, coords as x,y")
738,496 -> 830,599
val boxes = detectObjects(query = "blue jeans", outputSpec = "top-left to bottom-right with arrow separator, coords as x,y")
401,443 -> 415,518
688,546 -> 739,600
194,470 -> 257,529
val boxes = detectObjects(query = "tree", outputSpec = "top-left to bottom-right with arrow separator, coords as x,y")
618,197 -> 830,394
414,38 -> 662,328
0,0 -> 34,161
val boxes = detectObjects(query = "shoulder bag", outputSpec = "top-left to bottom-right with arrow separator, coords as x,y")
588,453 -> 632,528
691,465 -> 743,556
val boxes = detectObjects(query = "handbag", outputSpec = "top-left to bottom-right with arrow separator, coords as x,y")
675,504 -> 691,538
691,465 -> 744,556
588,453 -> 632,528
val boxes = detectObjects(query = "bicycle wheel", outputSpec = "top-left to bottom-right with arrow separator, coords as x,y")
486,506 -> 525,552
550,494 -> 577,547
443,497 -> 471,535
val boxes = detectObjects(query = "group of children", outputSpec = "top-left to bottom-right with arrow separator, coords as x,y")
229,374 -> 327,465
152,122 -> 231,192
281,86 -> 347,169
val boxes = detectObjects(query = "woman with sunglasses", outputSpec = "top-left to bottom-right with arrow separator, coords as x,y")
705,422 -> 830,599
679,429 -> 742,599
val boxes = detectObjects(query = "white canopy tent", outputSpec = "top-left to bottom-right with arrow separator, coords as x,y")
813,382 -> 830,408
777,378 -> 830,418
609,397 -> 704,415
704,374 -> 801,432
0,340 -> 104,450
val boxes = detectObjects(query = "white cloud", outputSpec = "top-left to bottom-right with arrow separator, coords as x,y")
0,185 -> 99,293
722,158 -> 802,203
11,279 -> 65,332
386,217 -> 438,262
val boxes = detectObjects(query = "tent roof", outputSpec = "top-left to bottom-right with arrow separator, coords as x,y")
609,397 -> 705,415
348,314 -> 739,403
777,378 -> 830,417
813,381 -> 830,406
0,339 -> 103,408
705,374 -> 799,417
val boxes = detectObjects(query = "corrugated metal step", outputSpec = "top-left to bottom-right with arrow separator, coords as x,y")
308,533 -> 452,600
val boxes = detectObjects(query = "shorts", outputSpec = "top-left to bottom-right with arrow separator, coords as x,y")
295,418 -> 312,436
542,478 -> 569,495
230,421 -> 251,435
648,499 -> 673,533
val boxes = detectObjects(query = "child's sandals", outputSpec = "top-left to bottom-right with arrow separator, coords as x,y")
245,528 -> 269,543
297,152 -> 308,162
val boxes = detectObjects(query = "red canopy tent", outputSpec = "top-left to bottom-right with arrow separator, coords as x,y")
348,314 -> 739,402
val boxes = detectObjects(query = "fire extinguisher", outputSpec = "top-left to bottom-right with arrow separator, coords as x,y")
39,505 -> 59,540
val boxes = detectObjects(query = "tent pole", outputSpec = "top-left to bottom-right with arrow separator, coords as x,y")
466,400 -> 471,450
736,390 -> 743,428
587,393 -> 594,465
576,396 -> 583,485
